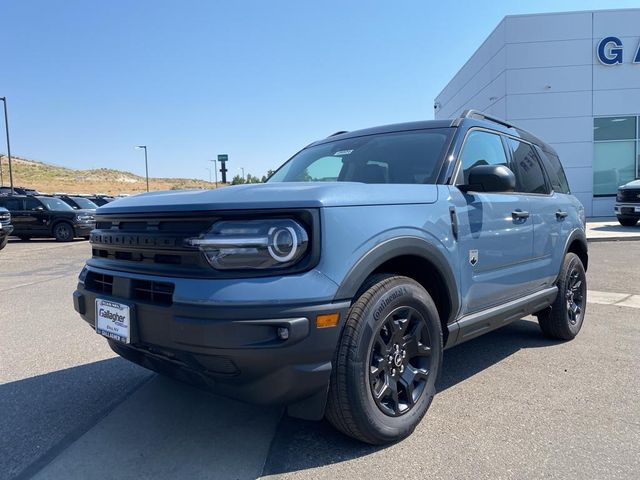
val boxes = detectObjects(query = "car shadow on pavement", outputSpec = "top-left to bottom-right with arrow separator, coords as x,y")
0,358 -> 151,480
262,318 -> 563,476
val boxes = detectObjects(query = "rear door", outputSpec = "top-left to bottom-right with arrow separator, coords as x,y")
451,129 -> 534,314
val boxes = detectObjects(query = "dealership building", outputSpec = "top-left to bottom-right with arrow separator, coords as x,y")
434,8 -> 640,216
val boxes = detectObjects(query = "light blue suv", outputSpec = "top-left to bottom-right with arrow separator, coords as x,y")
73,110 -> 588,444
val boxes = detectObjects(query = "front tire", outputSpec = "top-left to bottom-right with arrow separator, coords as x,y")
326,275 -> 443,445
617,216 -> 638,227
0,237 -> 7,250
53,222 -> 74,242
537,253 -> 587,340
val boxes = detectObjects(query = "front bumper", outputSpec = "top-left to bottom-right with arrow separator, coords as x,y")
614,203 -> 640,218
73,223 -> 95,236
73,266 -> 350,407
0,225 -> 14,237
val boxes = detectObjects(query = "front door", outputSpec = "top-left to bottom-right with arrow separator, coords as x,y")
23,197 -> 49,234
451,129 -> 534,314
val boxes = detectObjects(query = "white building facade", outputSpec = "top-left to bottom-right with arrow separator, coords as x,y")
434,9 -> 640,216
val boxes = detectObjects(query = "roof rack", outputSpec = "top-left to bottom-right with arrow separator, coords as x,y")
328,130 -> 348,137
457,109 -> 514,129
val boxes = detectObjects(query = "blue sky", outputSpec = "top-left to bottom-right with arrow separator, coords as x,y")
2,0 -> 638,180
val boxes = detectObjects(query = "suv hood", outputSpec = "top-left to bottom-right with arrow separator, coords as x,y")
620,180 -> 640,190
97,183 -> 440,214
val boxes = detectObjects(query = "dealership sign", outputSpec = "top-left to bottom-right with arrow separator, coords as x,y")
597,36 -> 640,65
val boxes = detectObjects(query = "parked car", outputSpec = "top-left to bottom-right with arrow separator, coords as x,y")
85,195 -> 115,207
614,179 -> 640,226
73,110 -> 588,444
0,195 -> 95,241
0,186 -> 40,196
55,195 -> 99,211
0,207 -> 13,250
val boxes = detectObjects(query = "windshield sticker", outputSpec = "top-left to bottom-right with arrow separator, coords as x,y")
334,149 -> 353,156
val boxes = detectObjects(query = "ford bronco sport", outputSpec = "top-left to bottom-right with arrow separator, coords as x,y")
73,110 -> 588,444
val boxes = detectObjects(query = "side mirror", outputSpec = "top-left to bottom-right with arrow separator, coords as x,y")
35,206 -> 45,211
459,164 -> 516,193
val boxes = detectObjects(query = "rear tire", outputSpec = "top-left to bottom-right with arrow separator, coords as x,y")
53,222 -> 74,242
537,253 -> 586,340
325,275 -> 443,445
617,216 -> 638,227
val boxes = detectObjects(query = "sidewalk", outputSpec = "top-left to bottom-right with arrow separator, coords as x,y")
586,217 -> 640,242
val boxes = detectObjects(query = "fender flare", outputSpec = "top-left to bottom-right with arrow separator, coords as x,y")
562,228 -> 588,271
333,236 -> 460,323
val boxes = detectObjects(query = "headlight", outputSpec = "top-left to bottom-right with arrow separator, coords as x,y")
186,218 -> 309,270
75,214 -> 94,223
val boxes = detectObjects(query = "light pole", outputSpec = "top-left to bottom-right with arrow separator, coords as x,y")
135,145 -> 149,192
240,167 -> 245,182
210,159 -> 218,188
0,97 -> 14,194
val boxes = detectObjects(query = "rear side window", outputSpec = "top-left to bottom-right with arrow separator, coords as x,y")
537,147 -> 570,194
507,139 -> 549,194
24,198 -> 43,211
0,198 -> 23,210
458,130 -> 509,184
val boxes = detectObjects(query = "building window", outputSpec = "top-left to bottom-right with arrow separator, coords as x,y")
593,116 -> 639,196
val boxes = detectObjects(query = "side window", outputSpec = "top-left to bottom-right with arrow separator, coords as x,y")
541,149 -> 570,194
457,130 -> 509,184
1,198 -> 23,211
298,156 -> 343,182
507,139 -> 549,194
24,198 -> 44,211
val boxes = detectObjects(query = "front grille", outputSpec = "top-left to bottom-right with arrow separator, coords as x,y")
617,188 -> 640,203
85,272 -> 114,295
132,279 -> 174,305
89,214 -> 218,275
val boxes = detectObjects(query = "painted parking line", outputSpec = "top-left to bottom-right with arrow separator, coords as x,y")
588,290 -> 640,309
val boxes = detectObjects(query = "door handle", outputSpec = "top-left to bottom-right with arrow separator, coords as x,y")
512,209 -> 530,220
556,210 -> 568,219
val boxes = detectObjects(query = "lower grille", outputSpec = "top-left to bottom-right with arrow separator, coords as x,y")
85,272 -> 114,295
132,279 -> 174,306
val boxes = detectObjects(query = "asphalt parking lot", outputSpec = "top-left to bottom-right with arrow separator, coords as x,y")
1,238 -> 639,480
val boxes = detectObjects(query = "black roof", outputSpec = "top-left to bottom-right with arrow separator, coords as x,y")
307,112 -> 556,156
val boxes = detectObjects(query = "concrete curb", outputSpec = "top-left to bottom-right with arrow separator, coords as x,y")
587,236 -> 640,242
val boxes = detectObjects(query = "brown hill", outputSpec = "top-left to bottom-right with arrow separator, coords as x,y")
0,155 -> 220,195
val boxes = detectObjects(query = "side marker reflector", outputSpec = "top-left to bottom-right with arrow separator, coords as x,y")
316,313 -> 339,329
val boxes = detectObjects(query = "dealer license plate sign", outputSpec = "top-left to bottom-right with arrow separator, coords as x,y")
95,298 -> 130,344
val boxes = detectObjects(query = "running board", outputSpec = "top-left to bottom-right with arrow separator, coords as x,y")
446,287 -> 558,349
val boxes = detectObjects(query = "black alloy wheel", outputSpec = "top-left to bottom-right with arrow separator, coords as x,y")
326,274 -> 442,445
369,306 -> 432,417
53,222 -> 74,242
537,252 -> 587,340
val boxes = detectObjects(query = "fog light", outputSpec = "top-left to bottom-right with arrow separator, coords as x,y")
277,327 -> 289,340
316,313 -> 339,329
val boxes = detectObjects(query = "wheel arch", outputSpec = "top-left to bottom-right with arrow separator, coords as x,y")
334,237 -> 460,339
565,229 -> 588,271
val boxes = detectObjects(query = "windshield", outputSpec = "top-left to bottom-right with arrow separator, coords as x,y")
39,197 -> 74,211
268,129 -> 451,184
70,197 -> 98,209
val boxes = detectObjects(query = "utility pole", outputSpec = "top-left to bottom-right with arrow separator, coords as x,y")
0,154 -> 4,186
0,97 -> 14,194
135,145 -> 149,192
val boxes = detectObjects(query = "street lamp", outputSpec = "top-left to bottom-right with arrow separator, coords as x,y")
240,167 -> 245,182
0,97 -> 14,194
135,145 -> 149,192
209,159 -> 218,188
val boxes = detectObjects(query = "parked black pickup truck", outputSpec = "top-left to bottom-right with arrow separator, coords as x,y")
0,207 -> 13,250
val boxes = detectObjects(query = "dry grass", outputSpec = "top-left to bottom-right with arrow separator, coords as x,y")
0,156 -> 223,195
